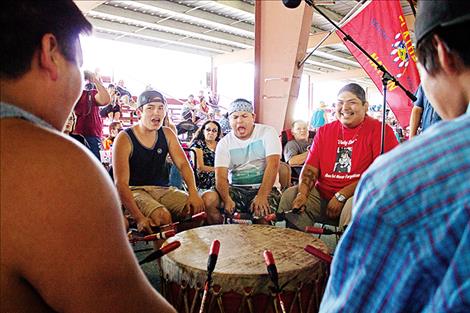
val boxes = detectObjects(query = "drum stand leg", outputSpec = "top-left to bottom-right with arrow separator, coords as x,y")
267,291 -> 280,313
207,286 -> 224,313
239,288 -> 255,313
288,283 -> 303,313
305,280 -> 317,313
176,281 -> 190,313
190,283 -> 203,313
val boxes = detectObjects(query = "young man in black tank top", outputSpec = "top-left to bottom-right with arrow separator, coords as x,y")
113,90 -> 205,234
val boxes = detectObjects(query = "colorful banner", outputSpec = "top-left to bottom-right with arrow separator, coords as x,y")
337,0 -> 420,128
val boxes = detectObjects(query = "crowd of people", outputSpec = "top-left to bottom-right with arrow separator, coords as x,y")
1,1 -> 468,312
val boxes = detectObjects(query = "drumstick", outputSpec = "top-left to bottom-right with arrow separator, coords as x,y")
263,250 -> 287,313
264,208 -> 302,222
199,240 -> 220,313
304,226 -> 343,235
304,244 -> 333,264
128,229 -> 176,244
231,212 -> 253,225
138,241 -> 181,265
151,212 -> 207,232
226,212 -> 253,225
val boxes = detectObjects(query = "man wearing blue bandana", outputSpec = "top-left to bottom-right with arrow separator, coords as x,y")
202,98 -> 282,224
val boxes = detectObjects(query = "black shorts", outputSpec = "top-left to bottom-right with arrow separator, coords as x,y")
216,185 -> 281,214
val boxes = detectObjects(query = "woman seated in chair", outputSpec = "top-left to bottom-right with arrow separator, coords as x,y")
190,120 -> 221,190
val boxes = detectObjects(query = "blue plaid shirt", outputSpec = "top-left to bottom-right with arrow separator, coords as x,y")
320,113 -> 470,312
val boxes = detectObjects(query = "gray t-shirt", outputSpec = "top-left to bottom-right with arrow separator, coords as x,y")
283,139 -> 312,162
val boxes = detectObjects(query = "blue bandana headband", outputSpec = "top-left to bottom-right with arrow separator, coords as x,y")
229,98 -> 253,115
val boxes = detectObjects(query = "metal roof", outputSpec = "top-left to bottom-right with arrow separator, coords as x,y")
77,0 -> 416,82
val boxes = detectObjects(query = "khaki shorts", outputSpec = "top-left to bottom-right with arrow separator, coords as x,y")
130,186 -> 188,220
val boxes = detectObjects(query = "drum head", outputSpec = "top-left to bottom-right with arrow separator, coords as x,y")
160,224 -> 328,294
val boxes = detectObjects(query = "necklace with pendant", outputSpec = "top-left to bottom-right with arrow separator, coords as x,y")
339,122 -> 364,146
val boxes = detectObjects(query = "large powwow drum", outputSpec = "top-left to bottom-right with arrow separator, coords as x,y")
159,224 -> 329,313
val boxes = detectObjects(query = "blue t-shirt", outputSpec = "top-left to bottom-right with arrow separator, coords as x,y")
310,109 -> 326,128
414,85 -> 441,131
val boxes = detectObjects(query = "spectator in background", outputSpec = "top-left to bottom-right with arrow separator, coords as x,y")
103,121 -> 123,151
310,101 -> 328,130
0,1 -> 175,312
74,70 -> 111,159
190,120 -> 222,190
116,79 -> 132,98
409,84 -> 442,138
284,120 -> 312,167
63,111 -> 90,149
100,83 -> 122,122
196,90 -> 210,121
182,94 -> 197,123
219,112 -> 231,136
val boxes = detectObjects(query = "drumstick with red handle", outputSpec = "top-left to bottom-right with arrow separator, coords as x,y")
199,240 -> 220,313
304,244 -> 333,265
263,208 -> 302,222
304,226 -> 343,236
263,250 -> 287,313
151,212 -> 207,233
128,229 -> 176,244
229,212 -> 253,224
139,241 -> 181,265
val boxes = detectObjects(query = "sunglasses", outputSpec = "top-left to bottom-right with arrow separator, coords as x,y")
204,128 -> 218,133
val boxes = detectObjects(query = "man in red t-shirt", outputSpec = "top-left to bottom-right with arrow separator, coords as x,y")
278,83 -> 399,230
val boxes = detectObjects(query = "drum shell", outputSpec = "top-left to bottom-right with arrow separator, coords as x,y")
159,225 -> 329,313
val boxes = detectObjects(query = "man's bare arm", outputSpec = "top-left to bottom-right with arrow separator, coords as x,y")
257,154 -> 280,197
2,125 -> 175,313
91,74 -> 111,106
215,167 -> 231,202
409,106 -> 423,138
298,164 -> 318,197
291,164 -> 319,210
288,151 -> 308,166
112,131 -> 147,224
194,147 -> 214,173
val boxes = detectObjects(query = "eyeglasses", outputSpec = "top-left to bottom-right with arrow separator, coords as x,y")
205,128 -> 218,133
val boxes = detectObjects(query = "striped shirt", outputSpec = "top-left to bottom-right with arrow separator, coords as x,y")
320,113 -> 470,312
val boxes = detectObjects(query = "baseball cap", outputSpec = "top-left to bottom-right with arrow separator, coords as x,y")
137,90 -> 166,108
415,0 -> 470,45
228,98 -> 254,115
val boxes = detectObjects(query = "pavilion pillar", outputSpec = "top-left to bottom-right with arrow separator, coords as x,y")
254,1 -> 313,132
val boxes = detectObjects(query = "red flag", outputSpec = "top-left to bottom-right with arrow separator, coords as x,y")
337,0 -> 420,128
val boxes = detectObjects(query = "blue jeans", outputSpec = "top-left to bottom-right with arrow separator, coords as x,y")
84,136 -> 102,160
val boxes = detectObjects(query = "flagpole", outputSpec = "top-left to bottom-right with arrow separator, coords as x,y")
308,2 -> 417,154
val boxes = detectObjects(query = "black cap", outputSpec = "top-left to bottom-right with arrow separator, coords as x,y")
137,90 -> 167,108
415,1 -> 470,45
